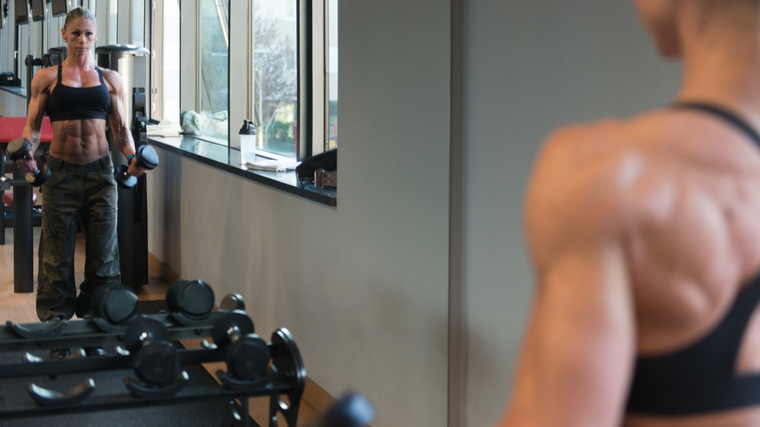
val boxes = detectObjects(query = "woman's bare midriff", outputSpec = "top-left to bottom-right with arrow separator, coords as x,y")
49,119 -> 110,164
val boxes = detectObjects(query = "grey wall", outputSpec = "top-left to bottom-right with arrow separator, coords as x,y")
0,90 -> 26,116
462,1 -> 681,426
150,1 -> 451,426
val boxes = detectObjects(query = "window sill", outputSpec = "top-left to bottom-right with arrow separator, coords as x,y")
148,135 -> 337,207
0,86 -> 26,98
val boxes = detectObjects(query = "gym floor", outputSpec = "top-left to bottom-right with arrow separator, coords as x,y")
0,228 -> 168,325
0,227 -> 334,427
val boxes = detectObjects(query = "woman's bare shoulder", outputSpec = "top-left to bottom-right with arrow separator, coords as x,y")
32,66 -> 58,85
98,68 -> 123,92
524,113 -> 671,259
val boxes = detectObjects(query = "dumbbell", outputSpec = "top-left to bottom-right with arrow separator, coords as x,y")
6,137 -> 51,186
212,311 -> 271,386
115,145 -> 159,189
122,317 -> 184,392
165,279 -> 216,321
310,393 -> 375,427
90,284 -> 139,332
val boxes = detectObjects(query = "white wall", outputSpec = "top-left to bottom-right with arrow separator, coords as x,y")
462,1 -> 681,426
149,1 -> 451,427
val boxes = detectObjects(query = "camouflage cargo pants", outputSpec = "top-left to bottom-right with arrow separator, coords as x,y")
37,153 -> 120,321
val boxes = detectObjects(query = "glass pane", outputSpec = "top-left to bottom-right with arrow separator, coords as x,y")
327,0 -> 337,150
253,0 -> 298,158
108,0 -> 117,44
131,0 -> 144,47
200,0 -> 229,143
163,0 -> 180,122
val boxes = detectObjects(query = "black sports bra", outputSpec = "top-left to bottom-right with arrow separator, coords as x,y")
626,102 -> 760,415
46,64 -> 111,122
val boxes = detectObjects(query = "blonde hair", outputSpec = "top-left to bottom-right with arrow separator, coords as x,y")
63,7 -> 97,30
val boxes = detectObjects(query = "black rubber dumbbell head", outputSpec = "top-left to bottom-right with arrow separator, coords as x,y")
123,317 -> 169,352
6,138 -> 32,162
114,145 -> 159,189
212,311 -> 254,346
123,317 -> 179,387
226,334 -> 270,380
90,284 -> 139,325
7,138 -> 51,187
136,145 -> 159,170
133,341 -> 180,387
115,165 -> 137,189
165,279 -> 215,318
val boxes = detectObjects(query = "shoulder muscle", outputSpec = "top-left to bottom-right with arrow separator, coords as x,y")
524,120 -> 637,270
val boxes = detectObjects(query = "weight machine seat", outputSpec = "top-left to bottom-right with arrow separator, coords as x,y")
2,193 -> 37,207
1,116 -> 53,245
0,117 -> 54,143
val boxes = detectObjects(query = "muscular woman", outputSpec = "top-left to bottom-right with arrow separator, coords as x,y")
16,7 -> 146,357
498,1 -> 760,426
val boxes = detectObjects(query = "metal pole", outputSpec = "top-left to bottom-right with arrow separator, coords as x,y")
13,55 -> 37,294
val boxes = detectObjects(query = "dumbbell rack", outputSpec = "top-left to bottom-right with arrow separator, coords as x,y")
0,305 -> 305,426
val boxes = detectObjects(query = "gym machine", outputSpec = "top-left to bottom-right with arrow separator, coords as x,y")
95,45 -> 151,288
1,52 -> 56,293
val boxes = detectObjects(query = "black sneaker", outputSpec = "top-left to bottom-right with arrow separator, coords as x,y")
49,348 -> 70,359
83,346 -> 106,356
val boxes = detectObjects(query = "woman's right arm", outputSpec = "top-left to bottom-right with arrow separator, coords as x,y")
17,69 -> 52,171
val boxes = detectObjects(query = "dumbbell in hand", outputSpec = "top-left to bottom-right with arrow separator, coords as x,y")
7,137 -> 51,186
122,317 -> 188,397
115,145 -> 159,189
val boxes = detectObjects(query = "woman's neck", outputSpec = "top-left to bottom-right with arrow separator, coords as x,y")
63,54 -> 94,72
676,1 -> 760,117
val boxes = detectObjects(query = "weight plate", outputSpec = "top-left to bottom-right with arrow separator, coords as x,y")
227,334 -> 270,380
212,311 -> 254,346
123,317 -> 168,352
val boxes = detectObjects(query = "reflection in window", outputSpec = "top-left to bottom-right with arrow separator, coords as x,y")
253,0 -> 297,158
163,0 -> 180,122
200,0 -> 229,142
327,0 -> 338,150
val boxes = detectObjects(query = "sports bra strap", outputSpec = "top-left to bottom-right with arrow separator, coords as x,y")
675,102 -> 760,147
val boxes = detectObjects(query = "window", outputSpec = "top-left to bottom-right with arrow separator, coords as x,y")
253,0 -> 298,158
151,0 -> 180,123
198,0 -> 229,143
149,0 -> 337,160
326,0 -> 337,150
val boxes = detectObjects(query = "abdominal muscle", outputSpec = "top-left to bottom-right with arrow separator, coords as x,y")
48,118 -> 110,164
